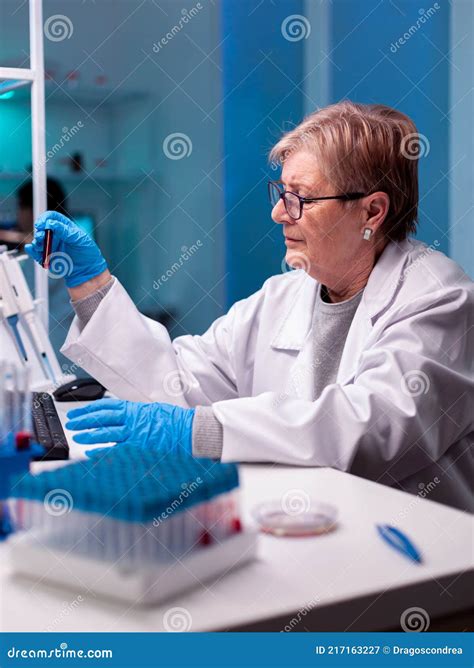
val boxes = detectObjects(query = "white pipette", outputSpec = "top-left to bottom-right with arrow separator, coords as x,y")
0,255 -> 56,383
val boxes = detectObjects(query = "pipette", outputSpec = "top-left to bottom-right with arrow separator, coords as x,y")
0,270 -> 28,363
0,255 -> 56,382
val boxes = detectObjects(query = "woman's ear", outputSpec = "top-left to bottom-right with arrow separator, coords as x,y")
362,192 -> 390,233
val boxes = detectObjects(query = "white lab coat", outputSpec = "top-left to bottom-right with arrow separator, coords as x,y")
62,238 -> 474,511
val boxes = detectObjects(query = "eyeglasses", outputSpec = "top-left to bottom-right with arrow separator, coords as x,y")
268,180 -> 366,221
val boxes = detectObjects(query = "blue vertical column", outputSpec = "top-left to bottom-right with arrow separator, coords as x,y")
328,0 -> 451,255
449,0 -> 473,277
220,0 -> 305,306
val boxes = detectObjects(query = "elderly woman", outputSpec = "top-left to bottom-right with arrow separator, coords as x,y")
26,102 -> 473,511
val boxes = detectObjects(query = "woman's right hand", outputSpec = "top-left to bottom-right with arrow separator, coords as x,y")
24,210 -> 108,289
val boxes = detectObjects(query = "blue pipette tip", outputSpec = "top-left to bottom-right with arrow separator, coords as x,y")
7,315 -> 28,361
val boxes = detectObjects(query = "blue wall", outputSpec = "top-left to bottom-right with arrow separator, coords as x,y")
0,0 -> 227,338
1,0 -> 466,342
326,0 -> 451,256
449,0 -> 473,278
221,0 -> 452,308
221,0 -> 305,306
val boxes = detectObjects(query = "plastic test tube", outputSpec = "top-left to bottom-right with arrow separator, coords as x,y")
4,362 -> 18,447
15,364 -> 32,449
0,363 -> 32,449
42,229 -> 53,269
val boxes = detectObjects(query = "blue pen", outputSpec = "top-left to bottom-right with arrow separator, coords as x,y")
376,524 -> 423,564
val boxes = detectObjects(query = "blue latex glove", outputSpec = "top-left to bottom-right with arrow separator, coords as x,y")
65,398 -> 195,457
24,210 -> 107,287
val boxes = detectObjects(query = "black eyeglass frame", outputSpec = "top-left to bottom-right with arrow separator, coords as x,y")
268,180 -> 366,221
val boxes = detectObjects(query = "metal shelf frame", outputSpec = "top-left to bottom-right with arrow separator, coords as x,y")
0,0 -> 48,330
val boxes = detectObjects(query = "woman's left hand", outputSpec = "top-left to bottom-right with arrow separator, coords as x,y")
65,398 -> 195,457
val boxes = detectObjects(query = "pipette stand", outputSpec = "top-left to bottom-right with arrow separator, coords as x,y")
0,249 -> 75,392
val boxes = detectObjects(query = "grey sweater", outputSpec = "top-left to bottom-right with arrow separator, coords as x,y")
71,278 -> 363,460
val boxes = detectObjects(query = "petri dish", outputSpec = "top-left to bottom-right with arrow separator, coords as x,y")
252,499 -> 338,537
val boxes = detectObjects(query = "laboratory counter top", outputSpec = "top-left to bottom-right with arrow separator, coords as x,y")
0,399 -> 472,632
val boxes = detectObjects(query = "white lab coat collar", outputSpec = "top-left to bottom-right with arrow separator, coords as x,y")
271,238 -> 412,352
270,270 -> 318,351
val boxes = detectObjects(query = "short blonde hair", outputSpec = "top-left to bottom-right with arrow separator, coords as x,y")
269,101 -> 419,242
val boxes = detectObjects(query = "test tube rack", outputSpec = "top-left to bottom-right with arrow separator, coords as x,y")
7,445 -> 258,604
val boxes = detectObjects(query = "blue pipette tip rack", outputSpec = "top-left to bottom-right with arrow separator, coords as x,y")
11,444 -> 239,522
7,446 -> 258,604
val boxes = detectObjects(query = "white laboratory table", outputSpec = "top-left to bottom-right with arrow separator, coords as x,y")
0,399 -> 472,633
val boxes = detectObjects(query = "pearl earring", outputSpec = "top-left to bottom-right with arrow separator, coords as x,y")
363,228 -> 372,241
